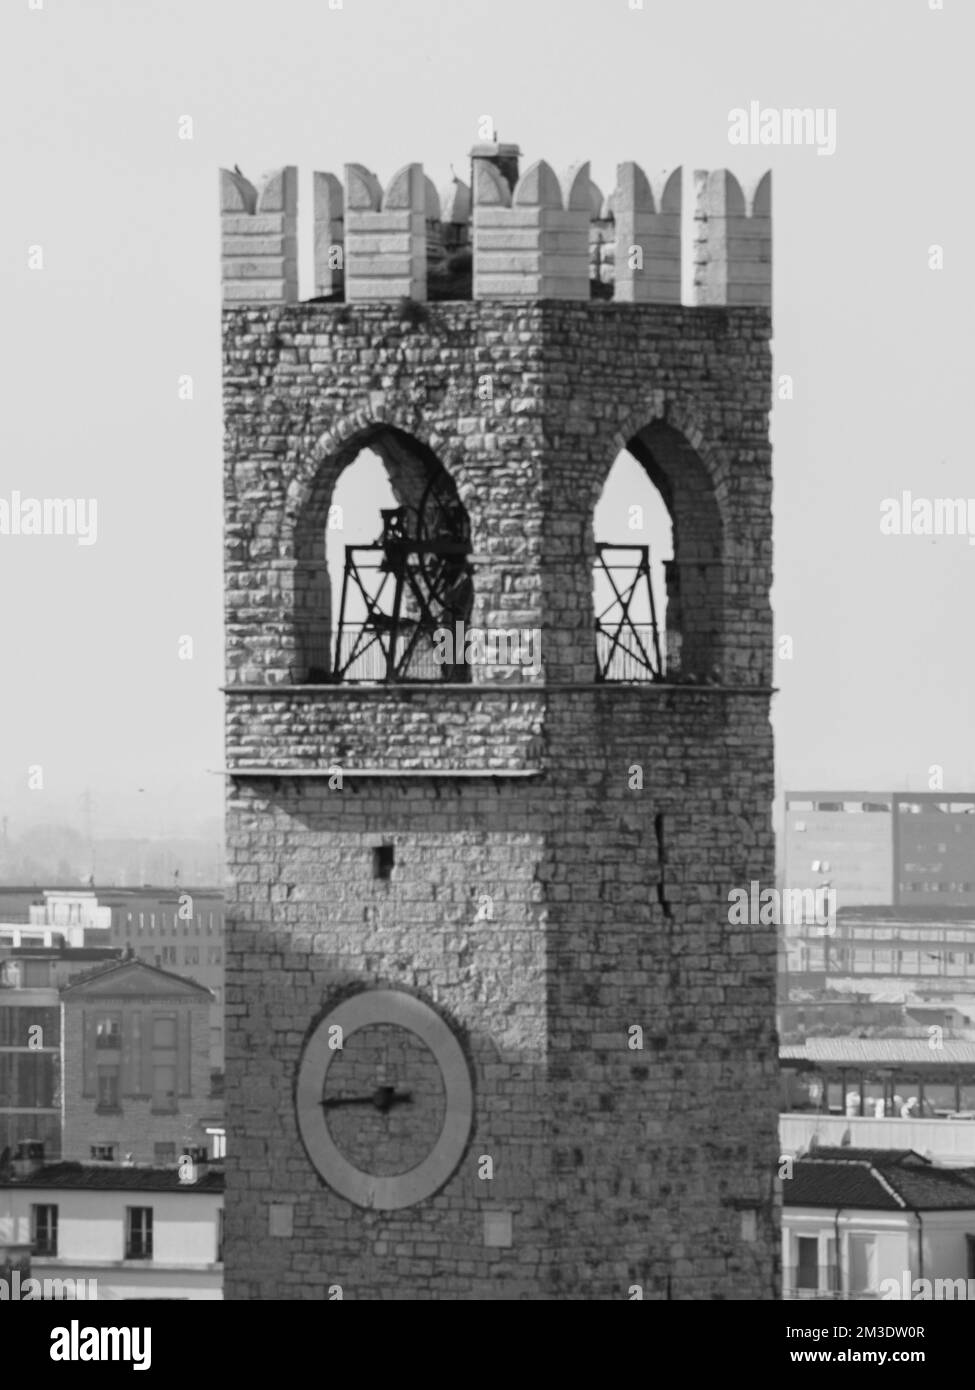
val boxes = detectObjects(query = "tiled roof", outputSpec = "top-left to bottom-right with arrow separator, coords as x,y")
2,948 -> 120,961
788,1152 -> 975,1212
0,1162 -> 224,1193
789,1161 -> 899,1210
782,1038 -> 975,1065
806,1148 -> 924,1167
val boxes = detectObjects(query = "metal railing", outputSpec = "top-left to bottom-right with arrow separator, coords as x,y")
595,624 -> 661,682
332,627 -> 461,683
782,1266 -> 882,1300
329,622 -> 667,683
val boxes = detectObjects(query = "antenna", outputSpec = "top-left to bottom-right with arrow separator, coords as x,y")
81,788 -> 96,883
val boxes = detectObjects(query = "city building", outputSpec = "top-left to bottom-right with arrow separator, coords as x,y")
782,1148 -> 975,1300
783,791 -> 975,911
0,1153 -> 223,1300
782,906 -> 975,994
92,889 -> 225,1072
0,919 -> 121,1160
780,1037 -> 975,1167
0,886 -> 225,1073
895,796 -> 975,909
784,792 -> 893,907
60,959 -> 216,1167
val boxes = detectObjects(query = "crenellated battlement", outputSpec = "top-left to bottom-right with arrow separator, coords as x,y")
692,169 -> 771,307
220,144 -> 770,307
220,165 -> 298,303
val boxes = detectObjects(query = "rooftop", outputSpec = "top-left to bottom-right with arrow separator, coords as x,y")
781,1038 -> 975,1066
0,1162 -> 224,1193
788,1148 -> 975,1211
60,956 -> 213,998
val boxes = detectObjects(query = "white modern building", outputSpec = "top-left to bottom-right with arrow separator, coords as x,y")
782,1149 -> 975,1299
0,1159 -> 223,1300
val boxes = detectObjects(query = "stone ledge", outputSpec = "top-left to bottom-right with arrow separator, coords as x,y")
223,683 -> 776,696
222,766 -> 544,778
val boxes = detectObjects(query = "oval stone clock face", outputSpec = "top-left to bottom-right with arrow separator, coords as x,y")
295,989 -> 474,1210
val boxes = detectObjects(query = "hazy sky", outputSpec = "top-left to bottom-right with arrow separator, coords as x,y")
2,0 -> 970,842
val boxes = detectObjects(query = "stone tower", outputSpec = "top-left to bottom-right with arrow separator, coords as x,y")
220,145 -> 778,1299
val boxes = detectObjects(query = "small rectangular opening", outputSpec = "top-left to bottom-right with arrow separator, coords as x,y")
373,844 -> 394,880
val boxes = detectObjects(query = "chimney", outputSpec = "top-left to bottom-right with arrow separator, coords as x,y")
469,138 -> 521,197
12,1140 -> 44,1178
178,1147 -> 210,1184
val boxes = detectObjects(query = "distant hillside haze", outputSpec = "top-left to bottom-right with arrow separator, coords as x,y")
0,822 -> 225,888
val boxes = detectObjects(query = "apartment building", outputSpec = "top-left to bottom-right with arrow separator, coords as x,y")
0,1153 -> 223,1300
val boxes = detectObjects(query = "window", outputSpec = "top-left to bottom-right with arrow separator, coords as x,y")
848,1234 -> 878,1294
207,947 -> 222,965
125,1207 -> 153,1260
154,1142 -> 176,1165
184,946 -> 199,965
152,1063 -> 177,1113
90,1143 -> 117,1161
796,1235 -> 818,1290
95,1015 -> 121,1048
160,946 -> 177,966
31,1204 -> 58,1256
372,844 -> 395,880
97,1066 -> 120,1111
153,1015 -> 176,1049
216,1208 -> 224,1263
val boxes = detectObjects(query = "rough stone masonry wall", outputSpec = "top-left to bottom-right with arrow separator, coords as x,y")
225,688 -> 776,1300
223,301 -> 771,691
224,298 -> 777,1299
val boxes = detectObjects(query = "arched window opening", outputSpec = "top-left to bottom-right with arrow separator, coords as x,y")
297,428 -> 473,684
593,450 -> 672,681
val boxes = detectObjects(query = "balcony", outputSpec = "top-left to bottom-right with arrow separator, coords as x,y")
782,1266 -> 880,1300
781,1112 -> 975,1165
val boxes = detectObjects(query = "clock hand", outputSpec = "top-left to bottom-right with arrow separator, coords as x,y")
321,1084 -> 413,1113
